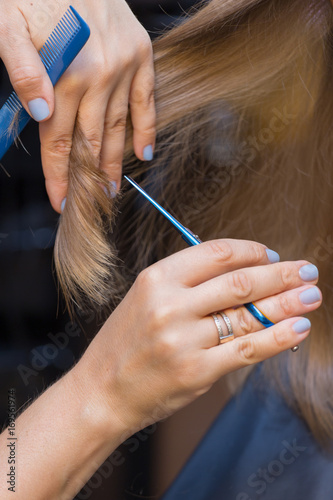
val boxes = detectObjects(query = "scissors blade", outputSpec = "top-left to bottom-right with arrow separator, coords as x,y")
124,175 -> 202,246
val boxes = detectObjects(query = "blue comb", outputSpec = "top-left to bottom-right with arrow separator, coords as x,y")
124,175 -> 300,351
0,6 -> 90,160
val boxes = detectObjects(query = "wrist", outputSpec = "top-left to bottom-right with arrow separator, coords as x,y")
69,341 -> 134,444
0,354 -> 129,500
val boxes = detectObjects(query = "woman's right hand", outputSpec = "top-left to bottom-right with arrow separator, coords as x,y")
73,239 -> 321,437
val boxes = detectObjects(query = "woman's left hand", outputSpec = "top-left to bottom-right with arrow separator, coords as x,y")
0,0 -> 156,212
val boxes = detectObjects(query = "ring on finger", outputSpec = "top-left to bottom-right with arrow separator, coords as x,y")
211,312 -> 234,345
244,302 -> 299,353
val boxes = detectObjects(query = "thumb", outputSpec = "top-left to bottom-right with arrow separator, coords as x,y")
0,18 -> 54,122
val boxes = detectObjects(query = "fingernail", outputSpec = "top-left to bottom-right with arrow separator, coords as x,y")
300,287 -> 321,305
103,181 -> 117,199
266,249 -> 280,263
109,181 -> 117,198
61,198 -> 66,213
28,98 -> 50,121
293,318 -> 311,334
299,264 -> 319,281
143,145 -> 153,161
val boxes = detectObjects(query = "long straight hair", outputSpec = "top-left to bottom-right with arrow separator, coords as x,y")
55,0 -> 333,445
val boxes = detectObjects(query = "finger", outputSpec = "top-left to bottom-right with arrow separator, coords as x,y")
151,239 -> 279,287
39,83 -> 82,212
191,260 -> 319,316
202,317 -> 311,384
196,284 -> 322,348
0,12 -> 54,122
99,82 -> 132,192
75,86 -> 109,162
129,62 -> 156,162
238,285 -> 322,334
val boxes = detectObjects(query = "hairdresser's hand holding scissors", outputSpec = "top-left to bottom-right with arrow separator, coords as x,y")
0,0 -> 155,212
78,239 -> 321,428
0,239 -> 321,499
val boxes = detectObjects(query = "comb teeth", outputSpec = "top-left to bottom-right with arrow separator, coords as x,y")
5,93 -> 22,113
3,7 -> 80,114
39,8 -> 80,70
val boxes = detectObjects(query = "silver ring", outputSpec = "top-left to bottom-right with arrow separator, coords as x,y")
218,311 -> 234,338
212,312 -> 234,345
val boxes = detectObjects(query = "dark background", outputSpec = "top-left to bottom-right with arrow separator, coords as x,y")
0,2 -> 207,499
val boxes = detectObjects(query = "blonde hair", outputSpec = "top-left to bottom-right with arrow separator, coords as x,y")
55,0 -> 333,444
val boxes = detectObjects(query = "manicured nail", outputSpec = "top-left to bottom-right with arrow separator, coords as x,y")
61,198 -> 66,213
103,181 -> 117,199
293,318 -> 311,334
266,249 -> 280,263
300,287 -> 321,305
109,181 -> 117,198
28,98 -> 50,121
299,264 -> 319,281
143,145 -> 153,161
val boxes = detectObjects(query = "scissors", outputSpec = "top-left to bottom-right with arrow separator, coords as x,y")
124,175 -> 299,352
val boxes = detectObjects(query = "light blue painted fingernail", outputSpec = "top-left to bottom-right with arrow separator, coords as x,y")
299,264 -> 319,281
143,145 -> 153,161
300,287 -> 321,305
110,181 -> 117,198
103,181 -> 117,199
266,249 -> 280,263
293,318 -> 311,334
61,198 -> 66,213
28,98 -> 50,121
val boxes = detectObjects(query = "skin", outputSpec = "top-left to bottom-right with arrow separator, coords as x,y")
0,0 -> 156,212
0,239 -> 321,498
0,2 -> 325,497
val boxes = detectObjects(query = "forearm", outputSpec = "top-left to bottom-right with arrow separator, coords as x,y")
0,359 -> 127,500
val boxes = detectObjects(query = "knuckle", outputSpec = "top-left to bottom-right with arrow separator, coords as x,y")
236,307 -> 254,335
130,75 -> 155,107
136,124 -> 156,139
136,32 -> 153,57
105,115 -> 128,135
11,67 -> 43,94
59,71 -> 81,93
153,333 -> 179,360
141,73 -> 155,94
136,265 -> 163,292
278,294 -> 294,317
87,135 -> 102,158
130,86 -> 149,106
45,136 -> 73,157
228,271 -> 253,301
207,239 -> 234,264
98,70 -> 113,87
150,304 -> 174,331
121,50 -> 136,70
272,325 -> 289,348
279,264 -> 295,288
102,161 -> 122,175
90,53 -> 110,79
249,242 -> 266,264
237,336 -> 257,365
45,175 -> 67,188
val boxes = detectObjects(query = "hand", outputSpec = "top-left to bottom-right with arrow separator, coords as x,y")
0,0 -> 156,212
75,239 -> 321,435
